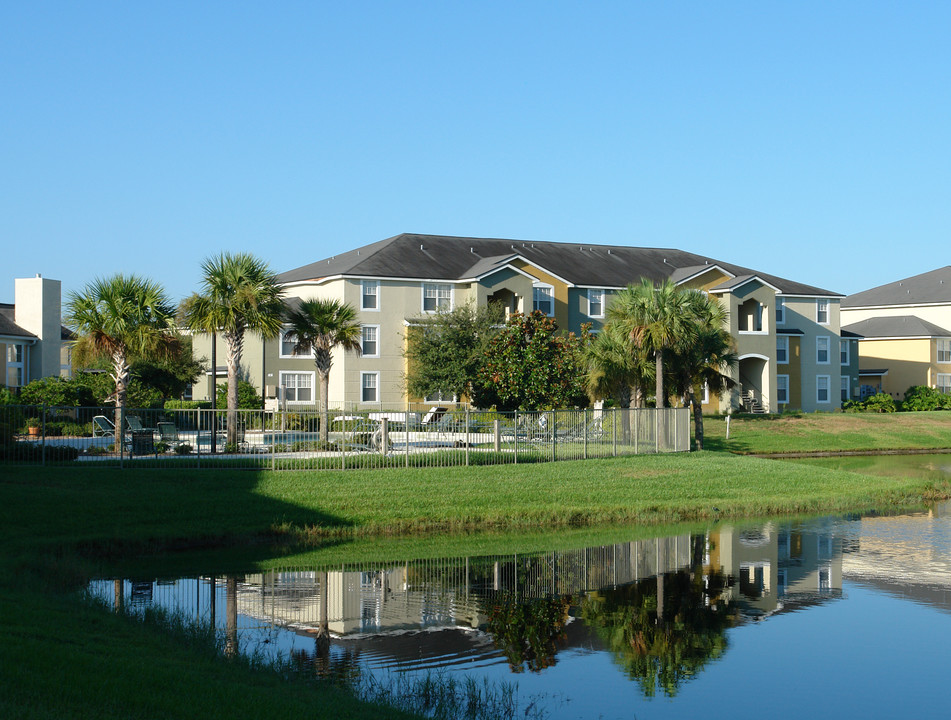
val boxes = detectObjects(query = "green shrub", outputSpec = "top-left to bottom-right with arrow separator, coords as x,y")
902,385 -> 950,411
174,443 -> 193,455
0,443 -> 80,462
863,393 -> 897,413
216,380 -> 262,410
164,400 -> 212,410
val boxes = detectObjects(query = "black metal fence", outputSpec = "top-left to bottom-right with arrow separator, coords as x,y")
0,405 -> 690,470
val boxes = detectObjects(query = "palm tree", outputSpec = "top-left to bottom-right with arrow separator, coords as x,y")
608,278 -> 700,408
667,293 -> 737,450
66,275 -> 179,431
585,323 -> 654,443
283,298 -> 362,444
180,253 -> 285,446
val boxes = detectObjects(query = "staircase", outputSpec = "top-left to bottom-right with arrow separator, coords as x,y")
742,390 -> 767,414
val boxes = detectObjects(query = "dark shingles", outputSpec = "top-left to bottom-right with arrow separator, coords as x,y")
843,266 -> 951,308
842,315 -> 951,338
278,233 -> 841,297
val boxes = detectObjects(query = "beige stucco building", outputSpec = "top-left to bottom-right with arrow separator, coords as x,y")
189,234 -> 846,413
1,275 -> 71,390
842,267 -> 951,400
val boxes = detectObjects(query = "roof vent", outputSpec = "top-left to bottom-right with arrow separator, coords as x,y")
420,244 -> 425,250
607,249 -> 612,254
470,247 -> 474,253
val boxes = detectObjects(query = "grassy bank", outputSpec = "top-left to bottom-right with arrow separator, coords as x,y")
702,410 -> 951,455
4,449 -> 951,719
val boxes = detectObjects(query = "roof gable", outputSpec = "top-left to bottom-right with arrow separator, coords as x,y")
842,315 -> 951,339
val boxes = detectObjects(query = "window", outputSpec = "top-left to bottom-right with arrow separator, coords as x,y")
588,289 -> 604,318
533,285 -> 554,316
701,381 -> 709,404
817,299 -> 829,325
777,336 -> 789,364
817,336 -> 830,364
777,375 -> 789,404
361,325 -> 379,358
279,371 -> 314,403
362,280 -> 379,311
817,375 -> 830,404
938,339 -> 951,364
5,343 -> 24,387
776,297 -> 785,325
280,329 -> 312,358
422,283 -> 451,312
840,339 -> 850,366
938,374 -> 951,395
841,375 -> 850,402
361,372 -> 379,403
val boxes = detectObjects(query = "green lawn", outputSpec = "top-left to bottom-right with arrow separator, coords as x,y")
702,410 -> 951,454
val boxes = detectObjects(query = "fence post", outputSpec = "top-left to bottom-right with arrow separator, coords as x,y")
119,406 -> 125,469
405,411 -> 410,468
465,407 -> 470,466
381,418 -> 389,456
514,411 -> 518,464
613,408 -> 617,457
583,408 -> 588,460
493,419 -> 501,452
634,409 -> 638,455
41,403 -> 47,467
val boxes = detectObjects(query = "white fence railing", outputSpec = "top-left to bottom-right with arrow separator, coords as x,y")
0,405 -> 690,469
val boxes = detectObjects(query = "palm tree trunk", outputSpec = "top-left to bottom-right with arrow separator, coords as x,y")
112,351 -> 129,441
690,391 -> 704,451
655,350 -> 664,408
224,330 -> 243,447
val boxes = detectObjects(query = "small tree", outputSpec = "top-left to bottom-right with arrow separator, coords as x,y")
283,299 -> 362,444
476,311 -> 590,411
180,253 -> 285,445
66,275 -> 179,430
405,302 -> 504,403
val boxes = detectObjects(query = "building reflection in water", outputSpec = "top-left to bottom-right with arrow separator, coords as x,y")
94,521 -> 847,697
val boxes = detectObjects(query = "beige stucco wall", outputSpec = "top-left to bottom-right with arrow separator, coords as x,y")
14,276 -> 62,382
842,303 -> 951,331
857,337 -> 936,399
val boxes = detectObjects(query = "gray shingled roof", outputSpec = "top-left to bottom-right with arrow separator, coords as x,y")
0,303 -> 37,339
278,233 -> 841,297
842,315 -> 951,339
843,266 -> 951,308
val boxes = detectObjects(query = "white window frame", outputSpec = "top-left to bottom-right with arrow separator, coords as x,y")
361,371 -> 379,403
816,336 -> 830,365
701,381 -> 709,404
361,280 -> 380,311
841,375 -> 850,402
6,342 -> 25,388
840,339 -> 850,366
937,373 -> 951,395
777,336 -> 789,365
533,284 -> 554,317
817,375 -> 830,404
937,339 -> 951,364
278,370 -> 315,404
775,297 -> 785,325
279,328 -> 314,359
587,289 -> 604,318
777,374 -> 789,405
361,325 -> 380,358
816,299 -> 830,325
421,283 -> 452,313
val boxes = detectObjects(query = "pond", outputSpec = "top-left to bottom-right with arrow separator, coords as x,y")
88,495 -> 951,719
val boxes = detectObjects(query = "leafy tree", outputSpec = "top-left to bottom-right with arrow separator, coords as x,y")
18,377 -> 95,407
405,302 -> 504,403
65,274 -> 179,429
216,379 -> 262,410
607,278 -> 701,408
180,253 -> 285,445
283,298 -> 362,444
666,294 -> 737,450
476,311 -> 590,411
130,336 -> 204,401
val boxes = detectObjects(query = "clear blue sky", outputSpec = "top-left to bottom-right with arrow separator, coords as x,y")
3,2 -> 949,303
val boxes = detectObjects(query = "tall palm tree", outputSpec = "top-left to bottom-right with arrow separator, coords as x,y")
608,278 -> 700,408
283,298 -> 362,444
66,275 -> 179,431
180,253 -> 285,446
667,293 -> 737,450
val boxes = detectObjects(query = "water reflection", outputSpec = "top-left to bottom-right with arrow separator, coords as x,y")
89,522 -> 851,698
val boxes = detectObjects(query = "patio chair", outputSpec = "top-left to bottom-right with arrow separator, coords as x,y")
156,422 -> 180,446
92,415 -> 115,438
125,415 -> 154,434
